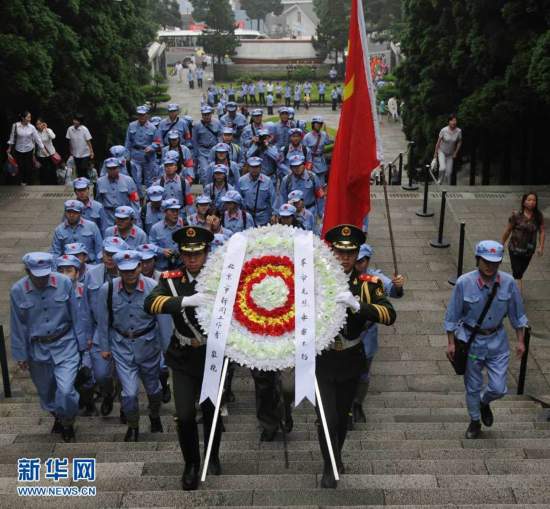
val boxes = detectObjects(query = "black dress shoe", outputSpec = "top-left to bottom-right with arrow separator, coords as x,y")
465,420 -> 481,439
124,427 -> 139,442
61,425 -> 75,443
353,402 -> 366,423
51,417 -> 63,434
337,461 -> 346,474
119,408 -> 127,424
83,401 -> 97,417
150,416 -> 164,433
207,456 -> 222,475
480,403 -> 494,427
181,463 -> 200,491
283,415 -> 294,434
161,382 -> 172,404
320,465 -> 337,489
260,428 -> 277,442
347,411 -> 354,431
100,394 -> 114,416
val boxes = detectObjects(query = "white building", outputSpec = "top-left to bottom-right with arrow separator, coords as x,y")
231,0 -> 319,38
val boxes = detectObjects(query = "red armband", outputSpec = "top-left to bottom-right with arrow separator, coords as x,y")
314,187 -> 325,199
185,194 -> 194,206
184,159 -> 194,168
129,191 -> 140,202
305,161 -> 313,171
185,132 -> 191,140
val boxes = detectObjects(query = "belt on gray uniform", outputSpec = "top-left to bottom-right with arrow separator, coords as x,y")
199,144 -> 214,149
247,207 -> 267,214
463,323 -> 503,336
174,329 -> 203,348
113,322 -> 156,339
31,325 -> 71,344
133,145 -> 146,150
305,201 -> 316,209
331,335 -> 362,351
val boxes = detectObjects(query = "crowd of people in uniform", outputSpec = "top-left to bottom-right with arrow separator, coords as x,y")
8,94 -> 536,491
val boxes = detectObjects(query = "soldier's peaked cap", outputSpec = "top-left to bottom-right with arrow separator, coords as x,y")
173,226 -> 214,253
325,224 -> 365,251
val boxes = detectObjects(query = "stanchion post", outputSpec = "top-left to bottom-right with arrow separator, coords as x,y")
0,325 -> 12,398
517,326 -> 531,395
398,153 -> 403,185
388,164 -> 393,185
430,190 -> 450,248
416,165 -> 434,217
448,222 -> 466,285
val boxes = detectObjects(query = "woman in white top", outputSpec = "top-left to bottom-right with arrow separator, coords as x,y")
36,118 -> 58,185
7,111 -> 44,185
434,114 -> 462,185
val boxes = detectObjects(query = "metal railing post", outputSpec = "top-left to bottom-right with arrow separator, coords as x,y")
448,222 -> 466,285
402,141 -> 419,191
517,326 -> 531,395
398,153 -> 403,185
0,326 -> 12,398
416,165 -> 434,217
430,190 -> 450,248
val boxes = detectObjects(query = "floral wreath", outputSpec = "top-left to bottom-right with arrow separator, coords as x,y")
195,224 -> 348,371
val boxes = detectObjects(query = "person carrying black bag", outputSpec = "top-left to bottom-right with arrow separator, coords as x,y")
444,240 -> 528,439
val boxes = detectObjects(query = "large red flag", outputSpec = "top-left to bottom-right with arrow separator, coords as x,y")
321,0 -> 382,236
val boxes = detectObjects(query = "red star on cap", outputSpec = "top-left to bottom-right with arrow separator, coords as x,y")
490,248 -> 496,253
124,253 -> 130,259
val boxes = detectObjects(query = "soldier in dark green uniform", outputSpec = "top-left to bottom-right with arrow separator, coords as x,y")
144,226 -> 222,491
318,224 -> 396,489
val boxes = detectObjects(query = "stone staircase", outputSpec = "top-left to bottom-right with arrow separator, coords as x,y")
2,187 -> 550,507
1,371 -> 550,508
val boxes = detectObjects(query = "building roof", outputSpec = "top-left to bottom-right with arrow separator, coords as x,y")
280,2 -> 319,25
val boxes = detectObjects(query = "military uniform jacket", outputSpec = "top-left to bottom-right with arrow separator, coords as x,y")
316,269 -> 396,382
144,270 -> 207,377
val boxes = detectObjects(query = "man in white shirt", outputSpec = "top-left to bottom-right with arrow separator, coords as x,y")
66,114 -> 94,178
175,61 -> 184,83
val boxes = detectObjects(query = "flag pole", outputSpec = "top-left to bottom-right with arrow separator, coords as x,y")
381,165 -> 399,276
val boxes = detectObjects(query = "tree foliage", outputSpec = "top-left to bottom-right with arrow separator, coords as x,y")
192,0 -> 240,63
0,0 -> 159,160
312,0 -> 350,63
151,0 -> 183,29
396,0 -> 550,184
240,0 -> 284,30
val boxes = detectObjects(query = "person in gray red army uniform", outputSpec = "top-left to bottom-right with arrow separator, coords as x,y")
144,226 -> 222,491
318,225 -> 396,489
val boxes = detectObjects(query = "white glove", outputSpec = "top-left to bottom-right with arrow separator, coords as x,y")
336,291 -> 360,312
181,292 -> 209,309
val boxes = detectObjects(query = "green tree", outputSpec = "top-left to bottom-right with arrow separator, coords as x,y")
142,74 -> 171,111
396,0 -> 550,184
240,0 -> 284,31
312,0 -> 350,64
192,0 -> 240,64
152,0 -> 183,29
1,0 -> 159,162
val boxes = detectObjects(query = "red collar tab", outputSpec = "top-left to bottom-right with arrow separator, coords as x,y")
161,270 -> 183,279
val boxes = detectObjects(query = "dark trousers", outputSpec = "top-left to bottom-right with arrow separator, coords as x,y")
228,94 -> 235,102
319,93 -> 325,104
250,369 -> 293,433
285,97 -> 291,107
189,80 -> 194,89
14,150 -> 34,184
259,92 -> 265,105
37,156 -> 57,185
74,156 -> 90,178
267,106 -> 274,115
332,99 -> 338,111
315,374 -> 359,468
197,79 -> 203,88
249,94 -> 257,104
172,368 -> 222,465
293,100 -> 300,110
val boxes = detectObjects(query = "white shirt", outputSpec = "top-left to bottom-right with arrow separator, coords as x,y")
37,128 -> 56,158
438,126 -> 462,156
8,122 -> 44,153
66,125 -> 92,158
